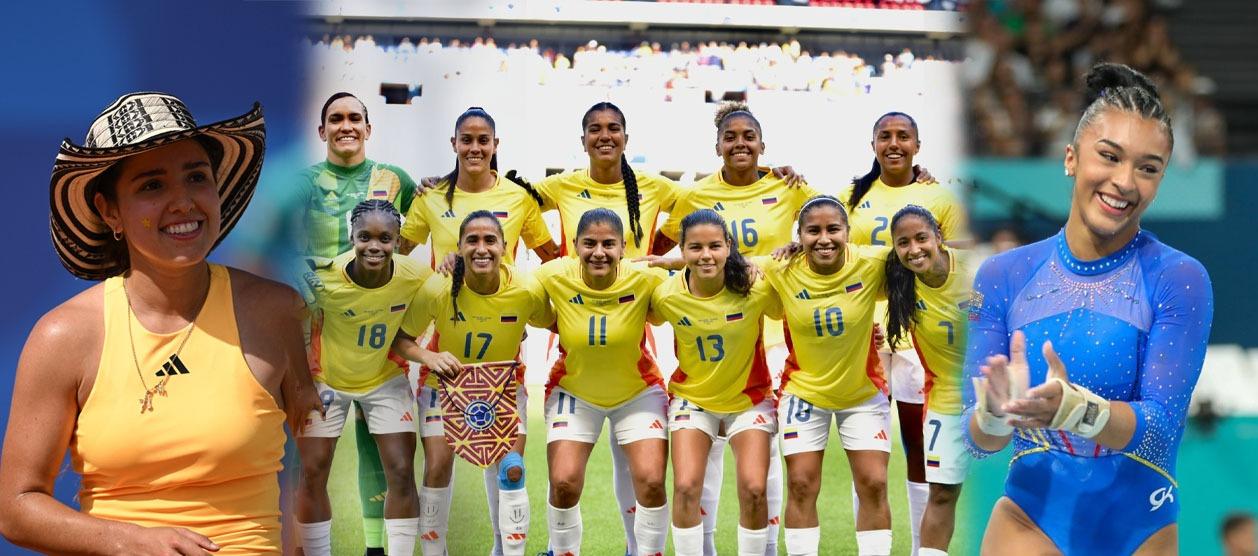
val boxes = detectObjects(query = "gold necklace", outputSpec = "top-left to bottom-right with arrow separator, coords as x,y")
122,277 -> 204,414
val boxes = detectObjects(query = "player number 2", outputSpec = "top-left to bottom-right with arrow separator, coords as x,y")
463,332 -> 493,360
357,323 -> 387,349
871,216 -> 889,246
588,316 -> 607,346
694,334 -> 725,362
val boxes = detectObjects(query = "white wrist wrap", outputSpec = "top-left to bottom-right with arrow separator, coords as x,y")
972,377 -> 1014,437
1047,378 -> 1111,438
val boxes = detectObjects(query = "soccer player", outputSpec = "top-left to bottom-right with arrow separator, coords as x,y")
296,200 -> 431,556
652,102 -> 815,555
398,107 -> 560,266
840,111 -> 966,553
295,92 -> 420,555
392,210 -> 554,556
764,195 -> 894,556
649,209 -> 782,556
966,63 -> 1214,555
533,208 -> 671,556
1,93 -> 318,555
882,206 -> 972,556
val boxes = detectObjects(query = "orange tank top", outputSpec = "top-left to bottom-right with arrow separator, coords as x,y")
71,265 -> 285,554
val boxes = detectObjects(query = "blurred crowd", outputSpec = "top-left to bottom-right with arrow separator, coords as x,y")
965,0 -> 1227,161
309,34 -> 957,97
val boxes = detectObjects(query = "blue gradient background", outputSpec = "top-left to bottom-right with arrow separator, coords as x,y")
0,2 -> 305,553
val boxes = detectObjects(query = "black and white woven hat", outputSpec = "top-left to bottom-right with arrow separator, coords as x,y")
50,92 -> 265,280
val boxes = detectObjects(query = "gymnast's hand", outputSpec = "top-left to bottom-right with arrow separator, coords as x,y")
1004,339 -> 1071,429
978,330 -> 1031,418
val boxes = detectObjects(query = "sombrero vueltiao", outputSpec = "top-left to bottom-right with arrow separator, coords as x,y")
50,92 -> 265,280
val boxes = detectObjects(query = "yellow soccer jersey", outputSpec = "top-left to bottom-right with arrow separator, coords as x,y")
310,251 -> 433,393
535,169 -> 682,258
531,257 -> 667,407
765,246 -> 891,410
400,172 -> 552,268
840,178 -> 968,247
660,170 -> 818,256
658,169 -> 817,347
404,264 -> 555,389
908,250 -> 973,415
649,269 -> 782,413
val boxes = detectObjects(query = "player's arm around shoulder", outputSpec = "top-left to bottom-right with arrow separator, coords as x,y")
228,268 -> 320,434
0,285 -> 153,553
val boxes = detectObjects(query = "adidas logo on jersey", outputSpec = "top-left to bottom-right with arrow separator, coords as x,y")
649,420 -> 664,430
753,414 -> 768,425
712,202 -> 725,211
343,309 -> 356,317
401,412 -> 413,422
568,294 -> 585,305
859,200 -> 872,209
677,316 -> 692,326
795,289 -> 812,300
875,430 -> 888,441
577,189 -> 593,199
154,354 -> 191,377
916,299 -> 928,311
450,311 -> 466,322
441,209 -> 456,218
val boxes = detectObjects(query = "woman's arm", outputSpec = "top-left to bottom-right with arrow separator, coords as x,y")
0,303 -> 219,555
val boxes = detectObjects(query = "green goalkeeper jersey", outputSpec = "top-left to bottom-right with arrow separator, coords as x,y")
297,158 -> 416,257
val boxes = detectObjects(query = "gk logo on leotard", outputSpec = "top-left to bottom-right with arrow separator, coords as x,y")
1149,485 -> 1175,512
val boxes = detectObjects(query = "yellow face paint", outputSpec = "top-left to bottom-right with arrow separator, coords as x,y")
142,218 -> 152,229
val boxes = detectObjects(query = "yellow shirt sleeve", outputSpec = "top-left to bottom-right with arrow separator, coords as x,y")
400,195 -> 432,245
519,197 -> 553,249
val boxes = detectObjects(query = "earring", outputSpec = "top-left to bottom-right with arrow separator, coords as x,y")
113,228 -> 123,241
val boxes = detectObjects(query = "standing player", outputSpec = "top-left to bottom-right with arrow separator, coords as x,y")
296,200 -> 430,556
966,63 -> 1213,555
841,111 -> 966,553
295,92 -> 419,556
764,196 -> 894,556
649,209 -> 782,556
398,107 -> 560,265
883,206 -> 971,556
653,102 -> 814,555
533,209 -> 671,556
391,211 -> 554,556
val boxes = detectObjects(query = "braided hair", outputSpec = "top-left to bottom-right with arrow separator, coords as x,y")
349,199 -> 402,231
505,169 -> 545,207
582,102 -> 644,248
1073,62 -> 1173,150
883,205 -> 943,352
848,112 -> 919,211
450,210 -> 505,321
444,107 -> 499,210
679,209 -> 753,296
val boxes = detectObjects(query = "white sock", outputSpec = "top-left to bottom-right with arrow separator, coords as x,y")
419,485 -> 451,556
671,523 -> 704,556
701,436 -> 726,556
919,548 -> 949,556
548,502 -> 583,555
907,480 -> 930,555
856,529 -> 893,556
850,482 -> 860,525
737,525 -> 769,556
765,440 -> 784,556
784,526 -> 820,556
498,486 -> 530,556
385,517 -> 419,556
633,502 -> 669,556
296,520 -> 332,556
609,434 -> 638,554
485,463 -> 504,556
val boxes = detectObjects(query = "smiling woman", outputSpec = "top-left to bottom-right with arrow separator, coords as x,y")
0,92 -> 320,555
964,63 -> 1214,556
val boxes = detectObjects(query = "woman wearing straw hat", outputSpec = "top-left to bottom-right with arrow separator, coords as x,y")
0,92 -> 320,554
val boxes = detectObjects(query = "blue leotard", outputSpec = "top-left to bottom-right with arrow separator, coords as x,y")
963,229 -> 1213,555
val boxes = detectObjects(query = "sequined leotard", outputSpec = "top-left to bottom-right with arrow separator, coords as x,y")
963,230 -> 1213,555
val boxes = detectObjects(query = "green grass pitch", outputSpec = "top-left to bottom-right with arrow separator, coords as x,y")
324,385 -> 975,555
